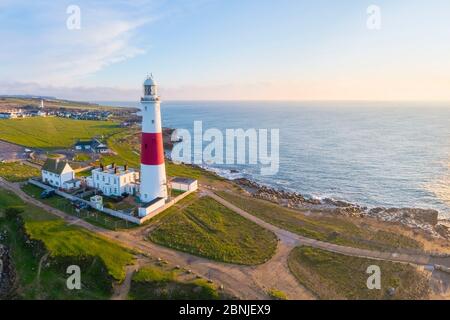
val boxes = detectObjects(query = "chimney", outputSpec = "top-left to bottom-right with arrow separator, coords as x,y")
111,162 -> 115,169
114,167 -> 118,174
100,164 -> 104,171
124,164 -> 128,171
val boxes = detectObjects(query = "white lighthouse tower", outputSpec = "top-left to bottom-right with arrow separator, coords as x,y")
139,75 -> 168,203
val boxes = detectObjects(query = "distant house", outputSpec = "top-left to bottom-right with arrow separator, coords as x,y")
0,110 -> 21,119
74,139 -> 110,153
91,139 -> 110,154
41,158 -> 76,188
74,140 -> 92,151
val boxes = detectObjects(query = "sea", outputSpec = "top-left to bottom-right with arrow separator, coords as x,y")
97,101 -> 450,218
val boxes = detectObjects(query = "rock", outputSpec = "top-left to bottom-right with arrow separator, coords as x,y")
435,224 -> 450,239
387,287 -> 396,296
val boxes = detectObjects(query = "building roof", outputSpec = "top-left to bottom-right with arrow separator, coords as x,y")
93,164 -> 135,175
42,158 -> 72,175
74,140 -> 93,146
171,177 -> 197,184
63,179 -> 80,184
142,197 -> 164,207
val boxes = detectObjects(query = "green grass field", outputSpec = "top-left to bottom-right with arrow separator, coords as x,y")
0,188 -> 135,299
215,191 -> 423,251
288,246 -> 430,300
0,117 -> 122,149
0,162 -> 40,182
148,195 -> 278,265
129,265 -> 221,300
73,153 -> 91,162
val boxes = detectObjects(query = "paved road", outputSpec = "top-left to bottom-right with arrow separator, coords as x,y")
0,140 -> 27,162
1,178 -> 447,299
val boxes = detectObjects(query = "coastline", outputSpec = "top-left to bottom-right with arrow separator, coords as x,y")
182,161 -> 450,240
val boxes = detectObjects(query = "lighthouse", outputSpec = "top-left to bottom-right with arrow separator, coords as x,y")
139,75 -> 168,203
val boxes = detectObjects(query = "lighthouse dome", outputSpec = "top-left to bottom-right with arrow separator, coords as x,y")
144,75 -> 157,86
143,74 -> 158,98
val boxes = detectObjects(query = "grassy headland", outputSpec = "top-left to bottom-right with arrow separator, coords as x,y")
147,194 -> 278,265
288,246 -> 430,300
216,191 -> 423,251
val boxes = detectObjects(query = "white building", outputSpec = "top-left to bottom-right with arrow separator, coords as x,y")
170,178 -> 198,192
87,164 -> 139,197
42,158 -> 76,188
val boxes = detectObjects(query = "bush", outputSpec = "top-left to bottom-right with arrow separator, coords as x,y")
5,207 -> 24,220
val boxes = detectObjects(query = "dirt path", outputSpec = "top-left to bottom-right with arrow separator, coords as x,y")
111,265 -> 136,300
253,242 -> 315,299
1,178 -> 446,300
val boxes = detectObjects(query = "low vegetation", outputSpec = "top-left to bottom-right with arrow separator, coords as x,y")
288,246 -> 430,300
148,195 -> 278,265
216,191 -> 423,251
0,117 -> 122,149
73,153 -> 91,162
0,162 -> 39,182
268,289 -> 288,300
129,265 -> 221,300
0,189 -> 135,299
25,220 -> 135,281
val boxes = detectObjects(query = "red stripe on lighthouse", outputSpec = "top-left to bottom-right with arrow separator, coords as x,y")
141,132 -> 165,165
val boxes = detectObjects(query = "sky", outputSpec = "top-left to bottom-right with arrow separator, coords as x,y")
1,0 -> 450,101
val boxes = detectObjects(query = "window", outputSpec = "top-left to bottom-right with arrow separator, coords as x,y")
145,106 -> 147,111
152,120 -> 154,124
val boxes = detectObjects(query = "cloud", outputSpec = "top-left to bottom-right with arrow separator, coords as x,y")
0,1 -> 155,86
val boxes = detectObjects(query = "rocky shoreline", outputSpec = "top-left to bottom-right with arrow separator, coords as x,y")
233,177 -> 449,239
